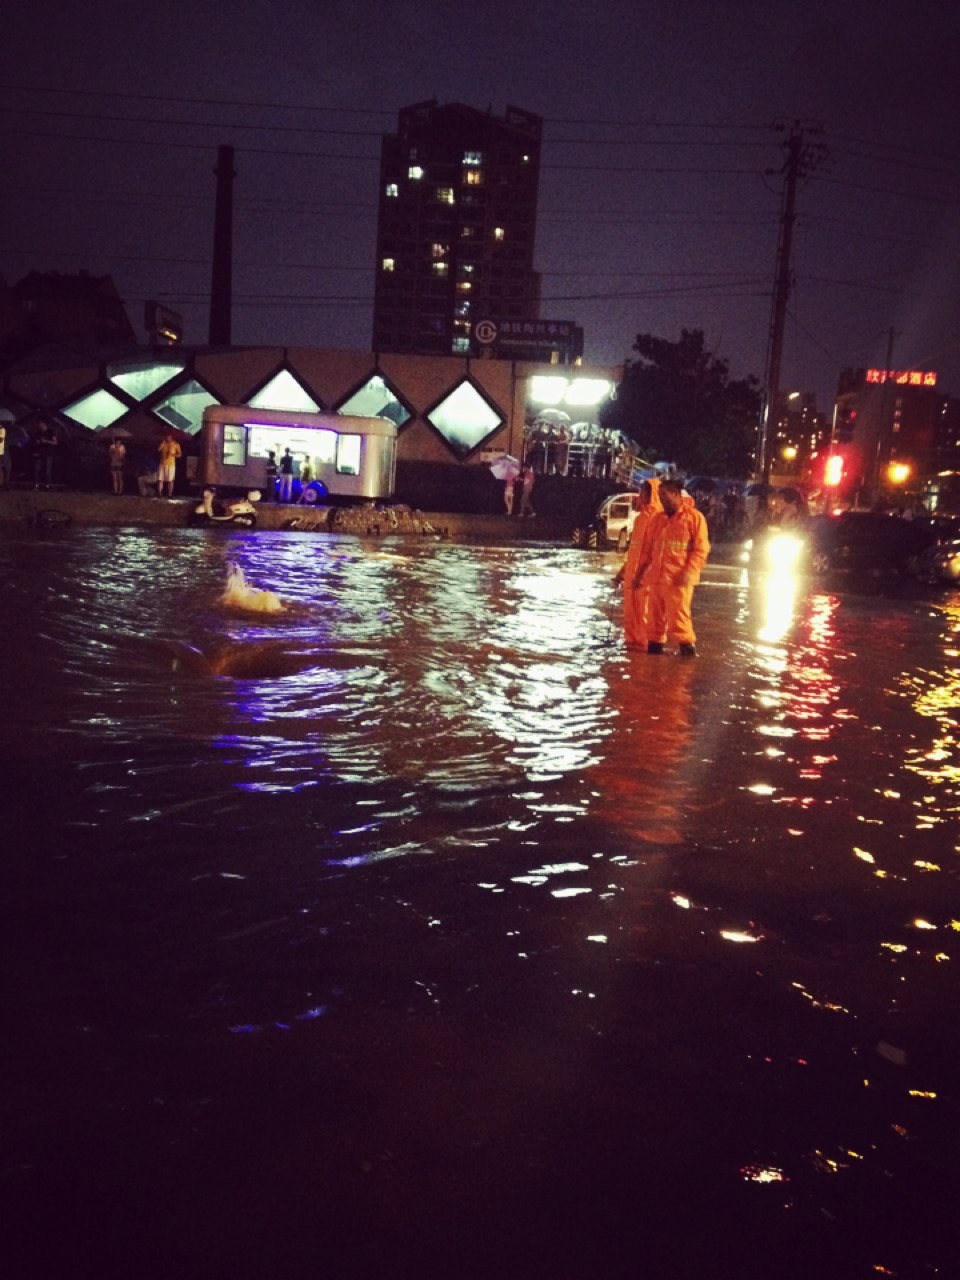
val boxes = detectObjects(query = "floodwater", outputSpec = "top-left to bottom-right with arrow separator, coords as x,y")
2,526 -> 959,1280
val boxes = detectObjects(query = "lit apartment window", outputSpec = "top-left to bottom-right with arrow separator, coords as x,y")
431,243 -> 448,259
459,262 -> 475,275
408,165 -> 424,180
456,281 -> 472,294
455,301 -> 471,316
436,187 -> 455,205
463,151 -> 483,165
452,337 -> 471,353
432,262 -> 449,277
493,227 -> 505,241
464,169 -> 483,186
522,154 -> 530,163
454,318 -> 470,332
385,183 -> 399,198
382,257 -> 395,272
460,225 -> 476,239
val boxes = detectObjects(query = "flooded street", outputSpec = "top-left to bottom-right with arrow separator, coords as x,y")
2,526 -> 959,1279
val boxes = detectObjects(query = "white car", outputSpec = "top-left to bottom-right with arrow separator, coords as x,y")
594,492 -> 638,550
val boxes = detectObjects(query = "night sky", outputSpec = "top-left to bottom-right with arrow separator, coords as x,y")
5,0 -> 960,407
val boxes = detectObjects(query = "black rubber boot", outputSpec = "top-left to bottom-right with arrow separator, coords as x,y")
647,641 -> 665,655
678,642 -> 698,658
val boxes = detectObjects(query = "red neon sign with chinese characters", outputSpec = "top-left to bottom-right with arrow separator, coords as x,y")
865,369 -> 937,387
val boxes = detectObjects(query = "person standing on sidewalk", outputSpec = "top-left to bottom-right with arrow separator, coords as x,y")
278,448 -> 295,502
33,418 -> 59,488
108,438 -> 126,494
519,464 -> 536,518
633,479 -> 710,657
157,433 -> 181,497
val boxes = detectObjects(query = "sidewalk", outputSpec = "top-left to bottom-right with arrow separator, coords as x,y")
0,485 -> 574,544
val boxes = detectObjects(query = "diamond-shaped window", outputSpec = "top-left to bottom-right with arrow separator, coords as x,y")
107,360 -> 185,402
336,373 -> 412,428
61,388 -> 129,429
425,380 -> 504,458
249,370 -> 321,412
153,379 -> 219,435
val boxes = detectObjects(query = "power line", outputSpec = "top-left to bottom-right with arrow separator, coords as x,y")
0,82 -> 775,133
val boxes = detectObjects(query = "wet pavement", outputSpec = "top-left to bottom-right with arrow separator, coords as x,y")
1,526 -> 958,1279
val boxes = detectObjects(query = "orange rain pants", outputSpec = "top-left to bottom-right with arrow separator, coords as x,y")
647,582 -> 697,646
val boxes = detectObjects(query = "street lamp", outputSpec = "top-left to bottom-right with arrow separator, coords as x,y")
887,462 -> 910,486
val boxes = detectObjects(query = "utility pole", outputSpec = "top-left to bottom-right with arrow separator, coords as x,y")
755,121 -> 823,491
209,144 -> 235,346
866,326 -> 898,507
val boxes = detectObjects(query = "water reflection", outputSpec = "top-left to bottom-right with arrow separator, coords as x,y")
2,527 -> 959,1277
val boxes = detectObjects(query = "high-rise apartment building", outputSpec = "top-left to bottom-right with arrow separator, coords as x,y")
373,100 -> 542,357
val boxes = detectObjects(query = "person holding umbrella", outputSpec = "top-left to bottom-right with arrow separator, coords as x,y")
488,454 -> 521,516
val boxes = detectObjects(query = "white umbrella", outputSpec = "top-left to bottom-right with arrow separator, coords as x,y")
489,454 -> 521,481
533,408 -> 571,426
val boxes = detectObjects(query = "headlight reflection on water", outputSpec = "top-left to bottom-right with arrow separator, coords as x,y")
756,534 -> 806,644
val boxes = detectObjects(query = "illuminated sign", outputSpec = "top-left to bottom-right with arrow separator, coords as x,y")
865,368 -> 937,387
474,318 -> 578,356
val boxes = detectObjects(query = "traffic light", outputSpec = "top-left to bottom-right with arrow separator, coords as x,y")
823,454 -> 844,488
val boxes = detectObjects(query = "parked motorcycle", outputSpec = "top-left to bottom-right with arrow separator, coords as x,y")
191,486 -> 258,528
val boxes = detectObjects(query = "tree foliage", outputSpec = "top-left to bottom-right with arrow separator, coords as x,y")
600,328 -> 761,477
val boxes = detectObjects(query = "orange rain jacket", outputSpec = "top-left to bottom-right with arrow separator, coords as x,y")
636,496 -> 710,588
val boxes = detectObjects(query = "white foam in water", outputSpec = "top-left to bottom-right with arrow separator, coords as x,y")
221,562 -> 285,614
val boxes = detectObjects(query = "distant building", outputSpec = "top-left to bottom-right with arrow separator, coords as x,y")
373,100 -> 547,359
830,366 -> 942,505
12,270 -> 136,349
769,390 -> 829,484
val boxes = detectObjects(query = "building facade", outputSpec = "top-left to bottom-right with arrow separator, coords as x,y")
830,366 -> 943,507
0,343 -> 620,482
12,270 -> 136,349
373,101 -> 543,358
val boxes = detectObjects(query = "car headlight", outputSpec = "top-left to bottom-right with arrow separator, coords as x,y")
765,532 -> 805,569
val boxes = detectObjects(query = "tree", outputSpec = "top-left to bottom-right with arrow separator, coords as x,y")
601,328 -> 761,477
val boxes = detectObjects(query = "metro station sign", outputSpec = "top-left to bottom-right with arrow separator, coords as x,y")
474,318 -> 577,356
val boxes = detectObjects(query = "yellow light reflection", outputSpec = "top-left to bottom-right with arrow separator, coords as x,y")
740,1165 -> 786,1183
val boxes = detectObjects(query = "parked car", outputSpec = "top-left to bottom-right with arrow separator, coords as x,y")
911,517 -> 960,583
572,492 -> 637,550
748,511 -> 938,583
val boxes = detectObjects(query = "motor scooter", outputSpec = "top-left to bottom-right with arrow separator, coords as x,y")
191,486 -> 259,528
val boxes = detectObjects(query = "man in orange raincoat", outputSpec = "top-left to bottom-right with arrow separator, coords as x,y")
633,478 -> 710,657
612,478 -> 661,648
